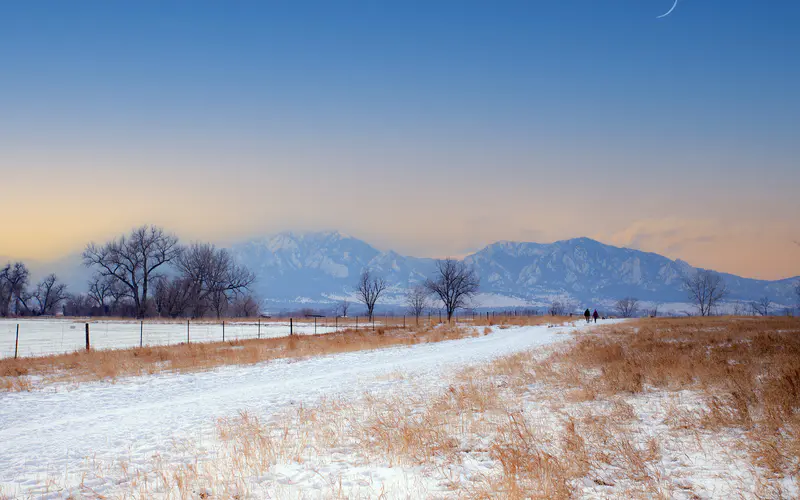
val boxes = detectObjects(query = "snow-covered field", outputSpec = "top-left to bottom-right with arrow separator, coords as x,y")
0,320 -> 587,498
3,318 -> 782,498
0,318 -> 345,359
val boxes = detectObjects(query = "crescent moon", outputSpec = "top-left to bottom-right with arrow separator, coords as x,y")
657,0 -> 679,18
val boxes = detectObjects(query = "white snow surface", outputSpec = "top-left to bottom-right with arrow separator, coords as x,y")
0,321 -> 593,497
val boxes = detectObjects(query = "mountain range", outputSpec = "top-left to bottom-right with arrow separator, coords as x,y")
229,231 -> 800,314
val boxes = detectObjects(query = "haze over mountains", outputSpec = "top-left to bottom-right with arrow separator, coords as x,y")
13,230 -> 797,314
229,231 -> 799,313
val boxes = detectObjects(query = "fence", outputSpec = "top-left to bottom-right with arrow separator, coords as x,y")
0,310 -> 551,359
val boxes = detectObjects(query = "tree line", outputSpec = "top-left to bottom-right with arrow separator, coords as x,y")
1,225 -> 259,319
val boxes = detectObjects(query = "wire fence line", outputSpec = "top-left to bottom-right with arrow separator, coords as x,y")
0,314 -> 467,359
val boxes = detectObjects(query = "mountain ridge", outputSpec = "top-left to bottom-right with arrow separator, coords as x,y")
228,231 -> 799,312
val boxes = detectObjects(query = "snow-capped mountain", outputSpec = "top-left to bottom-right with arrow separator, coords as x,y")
230,231 -> 799,312
229,231 -> 437,305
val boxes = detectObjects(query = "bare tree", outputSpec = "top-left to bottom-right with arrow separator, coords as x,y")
731,301 -> 748,316
175,242 -> 256,318
29,274 -> 68,316
83,225 -> 180,318
614,297 -> 639,318
153,276 -> 193,318
209,289 -> 229,318
647,302 -> 661,317
0,262 -> 30,317
337,299 -> 350,317
356,270 -> 387,321
63,293 -> 93,316
424,258 -> 479,322
87,274 -> 116,312
231,294 -> 260,317
751,296 -> 772,316
406,285 -> 429,323
683,270 -> 728,316
548,300 -> 566,316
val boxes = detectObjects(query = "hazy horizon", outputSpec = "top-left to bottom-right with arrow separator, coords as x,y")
2,1 -> 799,280
2,227 -> 799,283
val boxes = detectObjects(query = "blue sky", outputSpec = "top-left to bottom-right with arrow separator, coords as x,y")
1,1 -> 799,278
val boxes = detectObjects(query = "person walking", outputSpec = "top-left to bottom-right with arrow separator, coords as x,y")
584,308 -> 591,323
592,309 -> 599,323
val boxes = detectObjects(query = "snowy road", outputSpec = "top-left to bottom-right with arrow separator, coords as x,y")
0,321 -> 597,497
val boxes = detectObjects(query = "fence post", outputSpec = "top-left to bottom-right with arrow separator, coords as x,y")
314,317 -> 317,335
187,319 -> 190,344
403,315 -> 406,328
140,320 -> 143,348
356,316 -> 358,330
335,316 -> 338,331
258,318 -> 261,339
14,324 -> 19,359
223,320 -> 225,342
85,323 -> 90,351
290,317 -> 293,336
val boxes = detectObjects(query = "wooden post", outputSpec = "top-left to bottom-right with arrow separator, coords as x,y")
14,324 -> 19,359
314,317 -> 317,335
223,321 -> 225,342
356,316 -> 358,330
258,318 -> 261,339
187,319 -> 190,344
290,317 -> 293,336
335,316 -> 338,330
85,323 -> 90,351
372,316 -> 375,331
403,315 -> 405,328
140,320 -> 143,348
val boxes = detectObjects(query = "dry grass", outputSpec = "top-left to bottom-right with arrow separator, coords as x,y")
552,316 -> 800,482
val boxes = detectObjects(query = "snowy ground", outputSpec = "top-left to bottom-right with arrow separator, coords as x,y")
0,318 -> 349,359
0,320 -> 590,498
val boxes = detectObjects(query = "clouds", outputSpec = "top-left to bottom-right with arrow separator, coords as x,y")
603,217 -> 800,279
606,217 -> 719,255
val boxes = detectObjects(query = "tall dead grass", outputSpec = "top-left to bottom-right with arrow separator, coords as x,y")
555,316 -> 800,481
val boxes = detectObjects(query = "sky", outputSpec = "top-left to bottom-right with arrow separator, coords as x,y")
1,0 -> 799,280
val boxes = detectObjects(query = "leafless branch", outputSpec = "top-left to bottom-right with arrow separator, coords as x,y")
356,270 -> 387,321
424,258 -> 479,322
683,270 -> 728,316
